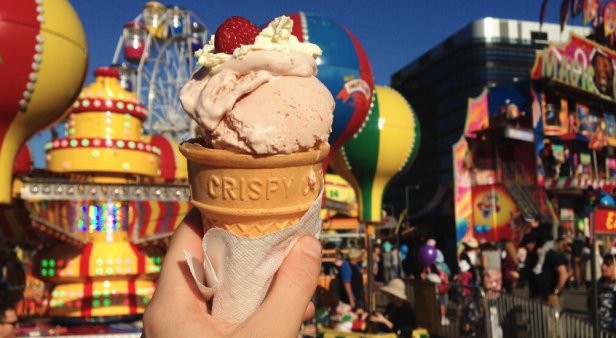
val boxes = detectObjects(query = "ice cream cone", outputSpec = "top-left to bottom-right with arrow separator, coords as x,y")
180,140 -> 329,237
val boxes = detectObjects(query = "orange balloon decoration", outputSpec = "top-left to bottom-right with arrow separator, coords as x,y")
0,0 -> 88,203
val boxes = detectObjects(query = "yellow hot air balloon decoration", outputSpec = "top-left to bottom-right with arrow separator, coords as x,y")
331,86 -> 420,223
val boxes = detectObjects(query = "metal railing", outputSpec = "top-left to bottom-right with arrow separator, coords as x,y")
488,293 -> 616,338
404,280 -> 616,338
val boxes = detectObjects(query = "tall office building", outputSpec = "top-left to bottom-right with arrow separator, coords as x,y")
389,18 -> 590,219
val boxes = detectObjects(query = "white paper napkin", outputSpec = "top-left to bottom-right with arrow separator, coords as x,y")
184,190 -> 322,323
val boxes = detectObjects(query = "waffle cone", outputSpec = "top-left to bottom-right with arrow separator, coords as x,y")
179,140 -> 329,237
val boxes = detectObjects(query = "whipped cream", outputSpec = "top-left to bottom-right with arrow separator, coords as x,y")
195,15 -> 322,69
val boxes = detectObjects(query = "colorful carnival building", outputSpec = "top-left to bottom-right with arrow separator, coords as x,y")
6,67 -> 191,321
454,32 -> 616,244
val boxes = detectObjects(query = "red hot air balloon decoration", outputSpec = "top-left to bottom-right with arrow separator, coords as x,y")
0,0 -> 88,203
284,12 -> 374,170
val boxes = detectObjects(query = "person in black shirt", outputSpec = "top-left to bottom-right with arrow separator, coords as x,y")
523,232 -> 568,307
337,248 -> 365,310
370,278 -> 417,335
589,254 -> 616,333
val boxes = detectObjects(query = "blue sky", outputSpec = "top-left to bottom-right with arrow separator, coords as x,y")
29,0 -> 579,166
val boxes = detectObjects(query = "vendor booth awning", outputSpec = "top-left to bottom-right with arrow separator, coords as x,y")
322,217 -> 360,231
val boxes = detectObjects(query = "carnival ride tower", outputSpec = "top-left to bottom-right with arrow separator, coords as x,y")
39,67 -> 164,319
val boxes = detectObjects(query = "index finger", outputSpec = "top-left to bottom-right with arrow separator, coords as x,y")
151,208 -> 205,306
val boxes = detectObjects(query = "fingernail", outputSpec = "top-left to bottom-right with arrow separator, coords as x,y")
301,237 -> 321,259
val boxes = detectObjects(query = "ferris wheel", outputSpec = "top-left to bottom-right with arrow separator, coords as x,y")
111,1 -> 208,141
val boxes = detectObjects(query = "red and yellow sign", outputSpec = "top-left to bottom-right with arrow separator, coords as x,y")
594,208 -> 616,234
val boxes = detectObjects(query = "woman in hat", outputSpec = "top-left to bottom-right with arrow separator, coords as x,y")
460,237 -> 480,284
369,278 -> 417,334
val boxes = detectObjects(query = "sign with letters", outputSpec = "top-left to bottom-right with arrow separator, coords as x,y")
531,33 -> 616,103
594,207 -> 616,234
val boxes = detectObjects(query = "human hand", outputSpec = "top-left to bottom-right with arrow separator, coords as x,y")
369,312 -> 386,323
143,208 -> 322,337
547,293 -> 559,307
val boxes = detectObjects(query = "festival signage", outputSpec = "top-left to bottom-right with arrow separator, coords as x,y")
542,97 -> 569,135
594,207 -> 616,234
531,33 -> 616,102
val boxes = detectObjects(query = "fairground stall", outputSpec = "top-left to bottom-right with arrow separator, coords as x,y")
454,32 -> 616,246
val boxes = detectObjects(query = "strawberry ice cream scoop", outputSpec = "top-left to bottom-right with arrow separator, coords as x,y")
180,15 -> 334,155
210,75 -> 333,154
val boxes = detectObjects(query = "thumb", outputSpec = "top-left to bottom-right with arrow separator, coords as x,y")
242,236 -> 321,337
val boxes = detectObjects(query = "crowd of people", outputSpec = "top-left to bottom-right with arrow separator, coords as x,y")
314,241 -> 418,336
315,212 -> 616,336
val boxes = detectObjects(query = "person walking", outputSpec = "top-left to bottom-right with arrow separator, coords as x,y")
436,262 -> 451,326
373,244 -> 384,283
338,247 -> 366,310
523,232 -> 568,308
590,254 -> 616,333
382,242 -> 394,283
500,240 -> 519,293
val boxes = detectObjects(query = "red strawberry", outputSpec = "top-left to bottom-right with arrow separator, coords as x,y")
214,16 -> 260,54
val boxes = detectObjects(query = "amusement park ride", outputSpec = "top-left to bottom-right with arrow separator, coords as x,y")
0,1 -> 199,321
111,1 -> 207,140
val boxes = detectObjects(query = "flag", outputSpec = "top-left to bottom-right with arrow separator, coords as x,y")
605,1 -> 616,36
585,0 -> 599,25
561,0 -> 571,31
572,0 -> 584,17
540,0 -> 549,27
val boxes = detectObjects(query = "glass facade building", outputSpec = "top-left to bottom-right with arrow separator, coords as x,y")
388,18 -> 589,225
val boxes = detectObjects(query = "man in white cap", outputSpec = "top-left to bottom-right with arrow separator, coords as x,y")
338,247 -> 365,310
369,278 -> 417,334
